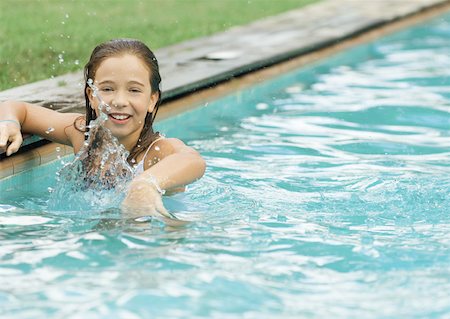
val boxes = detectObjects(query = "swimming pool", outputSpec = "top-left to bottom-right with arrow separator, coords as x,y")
1,12 -> 450,319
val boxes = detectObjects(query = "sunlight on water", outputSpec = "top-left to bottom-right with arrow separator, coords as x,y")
1,13 -> 450,319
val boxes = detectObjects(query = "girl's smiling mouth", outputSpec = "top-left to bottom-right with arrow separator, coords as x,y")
108,113 -> 131,124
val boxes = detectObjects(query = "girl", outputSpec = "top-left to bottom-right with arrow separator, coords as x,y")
0,38 -> 206,221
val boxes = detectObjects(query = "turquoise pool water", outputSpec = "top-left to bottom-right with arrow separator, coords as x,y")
1,13 -> 450,318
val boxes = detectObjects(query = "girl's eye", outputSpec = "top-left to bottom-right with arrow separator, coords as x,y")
101,87 -> 113,92
130,88 -> 141,93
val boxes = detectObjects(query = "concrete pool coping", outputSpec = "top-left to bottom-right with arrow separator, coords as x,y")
1,0 -> 450,179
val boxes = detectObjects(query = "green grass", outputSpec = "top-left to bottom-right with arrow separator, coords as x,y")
0,0 -> 317,91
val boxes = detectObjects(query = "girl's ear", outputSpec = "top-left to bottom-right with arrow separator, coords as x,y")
148,91 -> 159,113
86,87 -> 95,105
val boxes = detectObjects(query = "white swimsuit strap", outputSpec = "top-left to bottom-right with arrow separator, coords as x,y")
141,136 -> 164,166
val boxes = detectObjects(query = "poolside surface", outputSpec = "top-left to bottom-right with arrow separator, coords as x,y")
0,0 -> 449,177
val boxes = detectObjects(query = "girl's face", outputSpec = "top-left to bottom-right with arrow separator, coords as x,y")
87,54 -> 158,151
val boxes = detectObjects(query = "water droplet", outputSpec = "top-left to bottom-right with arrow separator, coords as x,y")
131,159 -> 136,163
285,85 -> 303,94
45,127 -> 55,134
65,13 -> 69,19
134,216 -> 152,222
55,147 -> 61,152
137,144 -> 141,148
58,54 -> 64,64
48,187 -> 54,193
220,126 -> 229,132
154,146 -> 160,151
74,59 -> 80,65
256,103 -> 269,110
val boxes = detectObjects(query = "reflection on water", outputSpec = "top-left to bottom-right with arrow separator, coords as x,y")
1,13 -> 450,319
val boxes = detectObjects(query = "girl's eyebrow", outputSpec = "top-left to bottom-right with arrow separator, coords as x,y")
97,80 -> 114,85
128,80 -> 145,87
97,80 -> 145,86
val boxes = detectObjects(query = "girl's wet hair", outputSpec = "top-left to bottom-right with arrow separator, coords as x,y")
83,38 -> 162,164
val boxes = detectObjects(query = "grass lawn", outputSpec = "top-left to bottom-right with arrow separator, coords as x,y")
0,0 -> 317,91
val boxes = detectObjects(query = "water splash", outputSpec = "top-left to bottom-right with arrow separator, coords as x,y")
48,79 -> 134,211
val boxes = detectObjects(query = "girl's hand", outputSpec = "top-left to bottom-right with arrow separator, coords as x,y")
121,178 -> 188,227
0,120 -> 23,156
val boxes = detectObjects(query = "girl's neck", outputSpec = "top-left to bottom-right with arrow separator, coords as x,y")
119,136 -> 138,153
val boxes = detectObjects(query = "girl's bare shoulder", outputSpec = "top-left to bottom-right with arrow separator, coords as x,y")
142,137 -> 195,167
154,137 -> 193,153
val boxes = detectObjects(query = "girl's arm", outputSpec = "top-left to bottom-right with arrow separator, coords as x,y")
122,138 -> 206,222
139,138 -> 206,191
0,100 -> 83,155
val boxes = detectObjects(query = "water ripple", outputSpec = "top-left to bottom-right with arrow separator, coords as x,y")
2,12 -> 450,319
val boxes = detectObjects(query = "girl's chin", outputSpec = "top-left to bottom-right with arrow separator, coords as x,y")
104,124 -> 127,136
106,125 -> 139,141
103,120 -> 144,142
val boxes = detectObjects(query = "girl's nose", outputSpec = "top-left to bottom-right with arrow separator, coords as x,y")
111,91 -> 128,108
